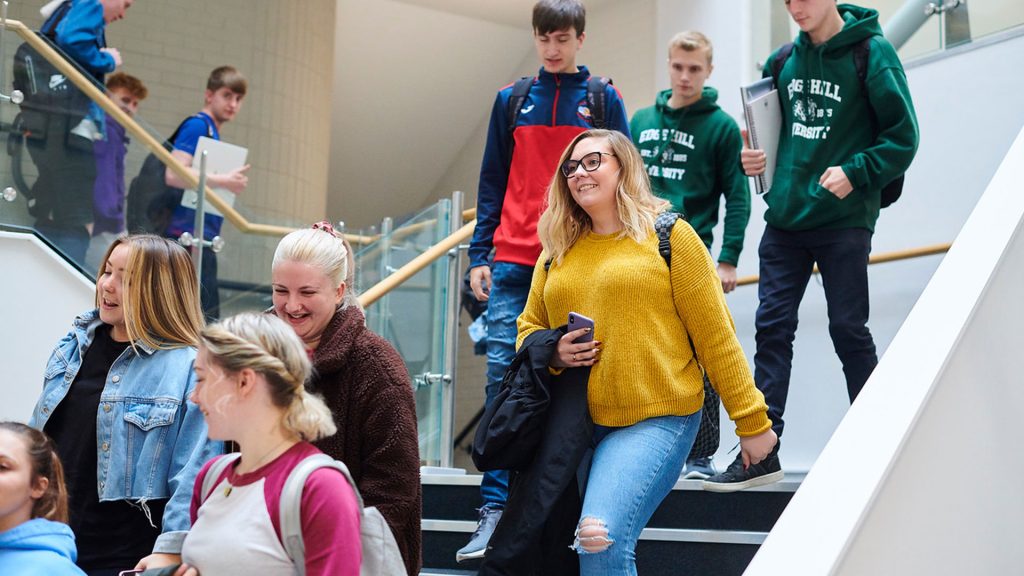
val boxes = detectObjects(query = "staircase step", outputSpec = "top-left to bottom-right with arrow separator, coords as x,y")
420,472 -> 803,574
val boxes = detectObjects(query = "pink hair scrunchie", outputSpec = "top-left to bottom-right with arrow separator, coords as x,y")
312,220 -> 335,236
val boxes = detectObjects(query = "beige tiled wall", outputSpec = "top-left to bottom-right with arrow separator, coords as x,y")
8,0 -> 335,287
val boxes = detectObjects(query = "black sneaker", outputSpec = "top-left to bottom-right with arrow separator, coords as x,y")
455,505 -> 503,562
702,442 -> 783,493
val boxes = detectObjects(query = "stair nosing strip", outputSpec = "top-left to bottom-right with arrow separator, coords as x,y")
421,519 -> 767,544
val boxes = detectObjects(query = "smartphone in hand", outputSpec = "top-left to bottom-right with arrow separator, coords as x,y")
568,312 -> 595,344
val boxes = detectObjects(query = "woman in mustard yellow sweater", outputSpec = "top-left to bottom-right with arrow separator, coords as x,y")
517,129 -> 777,575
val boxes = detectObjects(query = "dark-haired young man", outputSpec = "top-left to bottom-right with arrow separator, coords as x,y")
703,0 -> 918,492
164,66 -> 251,320
462,0 -> 630,562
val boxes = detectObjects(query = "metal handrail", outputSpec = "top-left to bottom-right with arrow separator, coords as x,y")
1,19 -> 376,246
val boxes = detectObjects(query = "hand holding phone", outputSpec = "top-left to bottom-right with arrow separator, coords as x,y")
568,312 -> 594,343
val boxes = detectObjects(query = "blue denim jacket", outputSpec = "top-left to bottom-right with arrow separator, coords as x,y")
30,310 -> 221,554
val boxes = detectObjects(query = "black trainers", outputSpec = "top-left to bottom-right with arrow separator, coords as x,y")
455,505 -> 503,562
702,442 -> 783,493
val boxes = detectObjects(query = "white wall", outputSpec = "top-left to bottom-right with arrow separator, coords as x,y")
746,121 -> 1024,576
0,233 -> 95,422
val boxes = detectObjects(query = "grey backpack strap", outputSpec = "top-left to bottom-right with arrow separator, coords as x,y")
200,453 -> 241,503
280,454 -> 361,576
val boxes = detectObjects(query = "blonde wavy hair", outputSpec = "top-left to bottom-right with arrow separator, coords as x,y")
96,235 -> 204,350
200,313 -> 336,441
537,129 -> 670,264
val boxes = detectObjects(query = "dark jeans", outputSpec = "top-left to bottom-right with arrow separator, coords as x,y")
480,261 -> 534,507
26,112 -> 96,266
753,225 -> 877,437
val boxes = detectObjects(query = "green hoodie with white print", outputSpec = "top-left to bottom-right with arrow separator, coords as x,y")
630,87 -> 750,266
763,3 -> 918,232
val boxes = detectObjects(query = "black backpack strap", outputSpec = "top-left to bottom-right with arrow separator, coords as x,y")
852,37 -> 871,89
543,257 -> 552,272
507,76 -> 535,133
654,212 -> 683,268
586,76 -> 611,129
766,42 -> 795,83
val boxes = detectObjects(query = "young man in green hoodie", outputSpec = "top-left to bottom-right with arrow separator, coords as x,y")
703,0 -> 919,492
630,30 -> 750,480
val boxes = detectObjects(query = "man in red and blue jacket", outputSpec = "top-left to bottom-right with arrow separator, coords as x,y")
461,0 -> 630,563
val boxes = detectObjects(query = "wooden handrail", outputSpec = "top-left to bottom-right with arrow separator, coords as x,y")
4,20 -> 375,246
735,242 -> 951,286
360,215 -> 952,307
358,220 -> 476,308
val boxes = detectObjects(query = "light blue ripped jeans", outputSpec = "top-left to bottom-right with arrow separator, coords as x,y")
575,412 -> 701,576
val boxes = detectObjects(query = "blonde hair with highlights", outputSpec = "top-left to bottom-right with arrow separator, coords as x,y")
200,313 -> 336,441
96,235 -> 204,350
273,227 -> 349,290
537,129 -> 670,264
668,30 -> 713,65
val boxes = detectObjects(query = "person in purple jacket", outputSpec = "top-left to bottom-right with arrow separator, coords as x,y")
84,72 -> 148,274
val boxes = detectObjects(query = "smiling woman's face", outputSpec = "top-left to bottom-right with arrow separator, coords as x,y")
565,137 -> 620,216
271,260 -> 344,349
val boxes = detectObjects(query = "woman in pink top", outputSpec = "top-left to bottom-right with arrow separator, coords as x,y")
141,312 -> 361,576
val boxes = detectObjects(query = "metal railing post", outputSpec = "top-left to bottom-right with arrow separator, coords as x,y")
376,217 -> 393,336
440,190 -> 464,469
192,151 -> 208,290
885,0 -> 934,50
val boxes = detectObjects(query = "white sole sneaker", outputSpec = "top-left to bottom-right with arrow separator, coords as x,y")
702,470 -> 784,493
455,548 -> 486,562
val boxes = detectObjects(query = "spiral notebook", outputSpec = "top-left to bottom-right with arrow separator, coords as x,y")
741,77 -> 782,195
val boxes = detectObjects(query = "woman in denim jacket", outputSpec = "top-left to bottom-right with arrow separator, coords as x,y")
30,235 -> 220,576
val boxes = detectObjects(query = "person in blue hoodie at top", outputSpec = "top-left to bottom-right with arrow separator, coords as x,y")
27,0 -> 133,266
0,421 -> 86,576
30,235 -> 221,576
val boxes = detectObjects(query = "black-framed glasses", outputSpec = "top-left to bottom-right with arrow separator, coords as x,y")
560,151 -> 616,178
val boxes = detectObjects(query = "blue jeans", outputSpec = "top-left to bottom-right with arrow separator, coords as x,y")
576,413 -> 701,575
754,225 -> 877,437
480,261 -> 534,507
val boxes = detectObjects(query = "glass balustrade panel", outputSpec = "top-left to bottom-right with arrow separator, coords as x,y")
356,200 -> 451,467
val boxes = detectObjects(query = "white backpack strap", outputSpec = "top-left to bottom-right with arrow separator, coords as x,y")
280,454 -> 363,576
200,453 -> 241,503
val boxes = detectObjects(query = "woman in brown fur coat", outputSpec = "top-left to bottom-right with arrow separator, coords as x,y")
270,222 -> 422,575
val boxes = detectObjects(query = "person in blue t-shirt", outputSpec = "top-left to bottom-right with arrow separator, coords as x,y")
164,66 -> 250,319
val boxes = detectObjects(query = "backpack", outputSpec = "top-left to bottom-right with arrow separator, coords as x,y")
544,212 -> 721,459
768,39 -> 905,208
8,0 -> 85,214
201,452 -> 405,576
504,75 -> 613,166
125,115 -> 214,235
11,1 -> 80,125
506,74 -> 612,132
